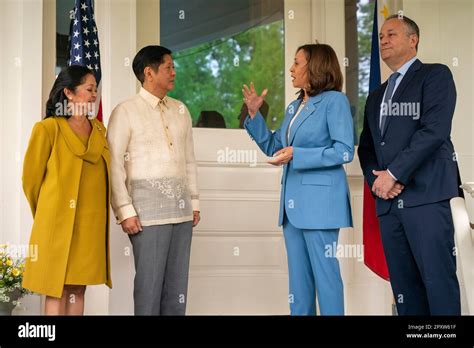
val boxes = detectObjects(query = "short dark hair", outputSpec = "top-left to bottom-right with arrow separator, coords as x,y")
132,45 -> 172,84
296,44 -> 343,99
45,65 -> 94,118
386,14 -> 420,50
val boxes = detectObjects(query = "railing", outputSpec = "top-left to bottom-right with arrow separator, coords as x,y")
450,182 -> 474,314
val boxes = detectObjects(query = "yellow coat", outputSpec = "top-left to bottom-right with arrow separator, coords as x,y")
22,117 -> 112,298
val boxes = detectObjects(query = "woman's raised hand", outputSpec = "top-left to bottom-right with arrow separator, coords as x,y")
242,82 -> 268,119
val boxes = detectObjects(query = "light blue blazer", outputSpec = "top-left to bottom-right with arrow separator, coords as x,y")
245,91 -> 354,230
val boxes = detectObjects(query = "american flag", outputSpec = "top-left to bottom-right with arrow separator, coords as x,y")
68,0 -> 103,121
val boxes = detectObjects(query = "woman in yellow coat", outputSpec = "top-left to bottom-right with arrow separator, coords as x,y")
22,65 -> 112,315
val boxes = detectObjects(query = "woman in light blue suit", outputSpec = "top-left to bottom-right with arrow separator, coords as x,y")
243,44 -> 354,315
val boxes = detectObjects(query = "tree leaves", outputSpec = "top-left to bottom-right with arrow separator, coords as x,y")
170,21 -> 285,129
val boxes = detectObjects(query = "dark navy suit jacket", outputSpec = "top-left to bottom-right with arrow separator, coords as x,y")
358,59 -> 463,216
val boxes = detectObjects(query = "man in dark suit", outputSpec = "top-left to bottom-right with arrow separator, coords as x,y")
358,14 -> 462,315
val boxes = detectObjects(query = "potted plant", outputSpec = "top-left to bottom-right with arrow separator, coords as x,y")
0,244 -> 30,315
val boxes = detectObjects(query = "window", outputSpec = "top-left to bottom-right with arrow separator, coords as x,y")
161,0 -> 285,129
345,0 -> 375,144
56,0 -> 75,75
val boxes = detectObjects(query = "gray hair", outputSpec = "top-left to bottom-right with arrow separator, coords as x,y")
386,14 -> 420,51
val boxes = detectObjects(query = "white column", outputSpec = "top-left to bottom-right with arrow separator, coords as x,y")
0,0 -> 44,315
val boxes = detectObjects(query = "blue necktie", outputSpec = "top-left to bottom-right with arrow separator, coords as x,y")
380,72 -> 401,134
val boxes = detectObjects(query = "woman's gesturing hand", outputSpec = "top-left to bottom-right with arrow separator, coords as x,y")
242,82 -> 268,119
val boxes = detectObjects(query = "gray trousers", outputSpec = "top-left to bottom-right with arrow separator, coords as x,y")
129,221 -> 193,315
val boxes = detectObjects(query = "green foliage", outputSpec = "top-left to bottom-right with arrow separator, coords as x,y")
169,20 -> 285,129
0,245 -> 30,304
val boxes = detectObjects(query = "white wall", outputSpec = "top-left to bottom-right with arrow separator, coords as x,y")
0,0 -> 44,314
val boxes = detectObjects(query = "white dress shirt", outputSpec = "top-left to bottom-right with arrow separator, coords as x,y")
107,87 -> 199,226
287,101 -> 305,143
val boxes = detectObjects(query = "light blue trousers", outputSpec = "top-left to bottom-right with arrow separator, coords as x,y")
283,217 -> 344,315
